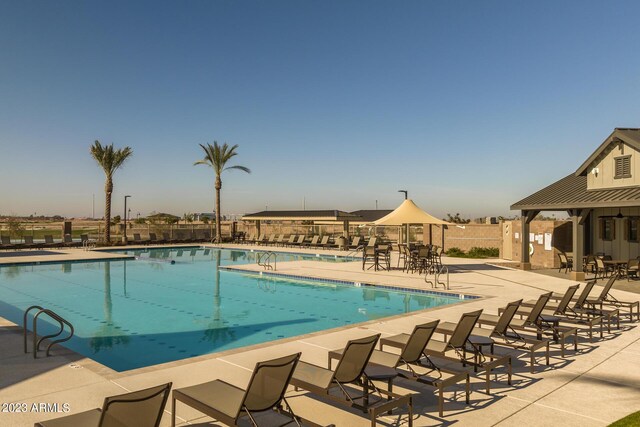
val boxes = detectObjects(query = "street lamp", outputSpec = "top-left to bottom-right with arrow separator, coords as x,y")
123,195 -> 131,244
398,190 -> 408,200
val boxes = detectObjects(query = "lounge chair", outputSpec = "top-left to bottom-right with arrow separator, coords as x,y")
526,281 -> 619,334
36,382 -> 172,427
22,235 -> 40,250
291,235 -> 306,247
291,335 -> 413,426
243,233 -> 255,244
263,234 -> 276,246
301,235 -> 319,248
1,235 -> 18,250
438,300 -> 550,374
314,235 -> 329,249
349,236 -> 362,250
283,234 -> 297,247
162,232 -> 174,244
273,234 -> 285,246
148,232 -> 161,244
42,234 -> 59,249
366,237 -> 377,248
62,234 -> 82,248
480,293 -> 578,358
341,320 -> 469,417
513,285 -> 603,342
583,273 -> 639,321
413,310 -> 511,394
172,354 -> 302,427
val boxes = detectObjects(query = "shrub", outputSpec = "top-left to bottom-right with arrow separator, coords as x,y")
467,247 -> 500,258
446,247 -> 465,257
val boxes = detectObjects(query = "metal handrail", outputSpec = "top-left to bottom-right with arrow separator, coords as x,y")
24,305 -> 74,358
424,265 -> 450,290
256,251 -> 277,270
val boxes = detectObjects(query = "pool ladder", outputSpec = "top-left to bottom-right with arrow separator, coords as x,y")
23,306 -> 74,359
425,265 -> 450,290
256,251 -> 277,270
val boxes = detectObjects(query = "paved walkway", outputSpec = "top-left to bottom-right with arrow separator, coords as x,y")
1,245 -> 639,426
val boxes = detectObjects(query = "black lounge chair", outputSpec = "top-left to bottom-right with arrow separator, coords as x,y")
346,320 -> 469,417
437,300 -> 550,374
172,354 -> 303,427
36,383 -> 172,427
291,334 -> 413,426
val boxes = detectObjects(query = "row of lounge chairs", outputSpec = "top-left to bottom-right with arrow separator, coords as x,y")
35,275 -> 639,426
129,231 -> 213,245
0,234 -> 89,250
240,233 -> 373,250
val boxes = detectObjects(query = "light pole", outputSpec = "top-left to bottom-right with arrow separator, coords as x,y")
123,195 -> 131,244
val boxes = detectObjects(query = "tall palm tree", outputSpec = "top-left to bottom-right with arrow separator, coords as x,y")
90,141 -> 133,243
194,142 -> 250,242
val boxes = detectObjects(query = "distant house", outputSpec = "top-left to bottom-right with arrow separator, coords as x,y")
194,213 -> 216,222
512,128 -> 640,279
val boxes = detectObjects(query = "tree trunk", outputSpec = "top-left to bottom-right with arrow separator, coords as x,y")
104,178 -> 113,243
215,176 -> 222,242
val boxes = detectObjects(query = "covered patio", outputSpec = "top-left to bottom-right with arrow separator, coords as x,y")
512,128 -> 640,280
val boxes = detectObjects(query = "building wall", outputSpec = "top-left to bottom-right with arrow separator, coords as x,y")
588,141 -> 640,189
510,220 -> 572,269
591,207 -> 640,259
425,223 -> 503,255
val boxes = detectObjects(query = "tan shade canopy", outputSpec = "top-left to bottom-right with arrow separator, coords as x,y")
373,199 -> 451,226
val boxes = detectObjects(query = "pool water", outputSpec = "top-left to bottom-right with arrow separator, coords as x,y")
0,248 -> 465,371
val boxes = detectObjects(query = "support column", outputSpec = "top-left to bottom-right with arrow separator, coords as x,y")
256,220 -> 261,238
343,220 -> 350,239
429,224 -> 433,245
521,210 -> 538,270
571,209 -> 589,281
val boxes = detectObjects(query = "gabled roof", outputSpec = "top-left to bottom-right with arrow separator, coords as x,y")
511,173 -> 640,210
241,210 -> 360,221
349,210 -> 393,222
575,128 -> 640,176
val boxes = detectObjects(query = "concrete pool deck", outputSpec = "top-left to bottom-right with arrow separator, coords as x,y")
1,245 -> 639,426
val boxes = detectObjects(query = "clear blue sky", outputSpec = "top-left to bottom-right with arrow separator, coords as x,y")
1,1 -> 639,219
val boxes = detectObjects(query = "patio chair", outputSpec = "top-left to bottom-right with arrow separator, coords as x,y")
362,246 -> 377,270
438,300 -> 550,374
350,320 -> 469,417
273,234 -> 285,246
594,258 -> 614,279
584,273 -> 640,321
622,257 -> 640,281
291,335 -> 413,425
36,382 -> 172,427
173,353 -> 302,427
558,252 -> 573,273
480,292 -> 578,358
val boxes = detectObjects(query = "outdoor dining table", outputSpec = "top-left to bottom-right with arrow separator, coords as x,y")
603,259 -> 628,275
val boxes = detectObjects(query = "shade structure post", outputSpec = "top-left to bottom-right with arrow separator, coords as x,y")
255,220 -> 260,237
520,210 -> 538,270
343,220 -> 349,239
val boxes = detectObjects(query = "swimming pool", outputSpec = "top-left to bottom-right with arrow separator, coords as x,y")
0,248 -> 469,371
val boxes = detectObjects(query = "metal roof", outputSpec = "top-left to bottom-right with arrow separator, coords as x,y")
241,210 -> 361,221
511,173 -> 640,211
349,210 -> 393,222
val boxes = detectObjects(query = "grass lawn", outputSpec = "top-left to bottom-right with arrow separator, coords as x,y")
609,411 -> 640,426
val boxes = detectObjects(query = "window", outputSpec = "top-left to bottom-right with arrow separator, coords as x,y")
627,217 -> 639,242
599,218 -> 616,241
614,156 -> 631,179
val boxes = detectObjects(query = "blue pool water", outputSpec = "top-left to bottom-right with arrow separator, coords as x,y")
0,248 -> 467,371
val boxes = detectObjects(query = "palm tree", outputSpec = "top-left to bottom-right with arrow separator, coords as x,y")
90,141 -> 133,243
194,142 -> 250,242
